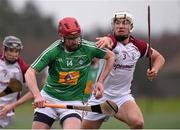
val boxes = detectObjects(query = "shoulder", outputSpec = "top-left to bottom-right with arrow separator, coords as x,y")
129,35 -> 147,45
17,57 -> 29,71
47,39 -> 61,51
129,35 -> 148,57
81,39 -> 97,49
81,39 -> 106,55
81,39 -> 105,51
81,39 -> 96,46
42,39 -> 62,56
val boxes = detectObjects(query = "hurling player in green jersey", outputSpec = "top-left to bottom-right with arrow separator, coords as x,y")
25,17 -> 115,129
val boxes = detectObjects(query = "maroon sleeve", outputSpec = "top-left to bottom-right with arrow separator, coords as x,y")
17,57 -> 29,82
108,34 -> 117,50
129,35 -> 149,58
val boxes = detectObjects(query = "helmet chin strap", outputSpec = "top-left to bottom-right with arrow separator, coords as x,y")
64,45 -> 80,52
61,36 -> 82,52
62,41 -> 81,52
115,34 -> 129,42
5,59 -> 17,64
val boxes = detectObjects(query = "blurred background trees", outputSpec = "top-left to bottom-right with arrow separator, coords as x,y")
0,0 -> 180,98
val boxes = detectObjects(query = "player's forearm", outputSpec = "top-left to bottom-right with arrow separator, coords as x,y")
0,92 -> 33,115
152,54 -> 165,73
13,92 -> 33,108
25,68 -> 41,99
151,49 -> 165,73
98,50 -> 115,83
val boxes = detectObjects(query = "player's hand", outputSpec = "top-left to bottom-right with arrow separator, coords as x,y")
93,82 -> 104,99
33,96 -> 47,108
96,37 -> 112,49
0,104 -> 14,118
147,68 -> 158,81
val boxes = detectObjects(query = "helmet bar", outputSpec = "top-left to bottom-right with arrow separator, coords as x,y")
112,11 -> 133,24
4,42 -> 22,50
114,14 -> 117,23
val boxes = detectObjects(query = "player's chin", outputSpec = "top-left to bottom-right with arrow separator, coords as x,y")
6,59 -> 17,64
9,59 -> 16,62
70,46 -> 79,51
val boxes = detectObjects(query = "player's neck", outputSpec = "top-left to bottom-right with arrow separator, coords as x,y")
121,37 -> 130,45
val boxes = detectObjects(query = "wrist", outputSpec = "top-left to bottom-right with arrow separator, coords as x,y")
97,80 -> 103,84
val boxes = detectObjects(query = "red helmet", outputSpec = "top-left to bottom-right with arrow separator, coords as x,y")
58,17 -> 81,37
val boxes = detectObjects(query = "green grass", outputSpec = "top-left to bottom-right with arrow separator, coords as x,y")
5,98 -> 180,129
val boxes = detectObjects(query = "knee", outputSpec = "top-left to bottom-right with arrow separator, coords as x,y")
130,118 -> 144,129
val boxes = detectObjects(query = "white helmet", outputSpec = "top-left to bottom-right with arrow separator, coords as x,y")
112,11 -> 133,24
3,36 -> 23,50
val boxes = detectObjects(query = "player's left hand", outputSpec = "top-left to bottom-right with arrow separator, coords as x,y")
93,82 -> 104,99
147,68 -> 158,81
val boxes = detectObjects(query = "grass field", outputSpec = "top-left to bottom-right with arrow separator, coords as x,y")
6,98 -> 180,129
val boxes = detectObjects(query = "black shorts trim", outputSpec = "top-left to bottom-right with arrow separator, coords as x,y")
33,112 -> 55,127
60,113 -> 82,126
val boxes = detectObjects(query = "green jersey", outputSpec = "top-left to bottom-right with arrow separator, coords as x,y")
31,39 -> 106,101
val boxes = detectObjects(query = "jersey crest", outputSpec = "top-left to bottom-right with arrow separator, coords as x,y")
59,71 -> 80,85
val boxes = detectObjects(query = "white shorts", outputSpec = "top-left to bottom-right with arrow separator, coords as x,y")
35,90 -> 83,121
0,106 -> 14,128
83,94 -> 135,121
0,116 -> 13,128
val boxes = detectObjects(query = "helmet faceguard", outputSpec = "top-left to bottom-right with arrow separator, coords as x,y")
58,17 -> 81,38
3,36 -> 23,50
111,11 -> 134,42
2,36 -> 23,64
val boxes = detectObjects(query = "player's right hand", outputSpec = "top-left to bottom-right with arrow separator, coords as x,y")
93,82 -> 104,99
96,37 -> 112,49
33,96 -> 47,108
147,67 -> 157,81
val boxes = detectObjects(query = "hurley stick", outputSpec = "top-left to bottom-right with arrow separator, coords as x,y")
0,78 -> 22,97
148,5 -> 152,70
34,100 -> 118,116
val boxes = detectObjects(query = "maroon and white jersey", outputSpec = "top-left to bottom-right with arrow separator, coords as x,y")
0,55 -> 28,116
104,35 -> 148,97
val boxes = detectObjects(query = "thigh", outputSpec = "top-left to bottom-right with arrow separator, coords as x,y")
34,107 -> 58,121
58,101 -> 83,129
32,121 -> 50,129
60,109 -> 82,129
82,95 -> 108,129
115,100 -> 143,124
63,116 -> 82,129
82,119 -> 103,129
83,94 -> 108,121
33,112 -> 55,129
